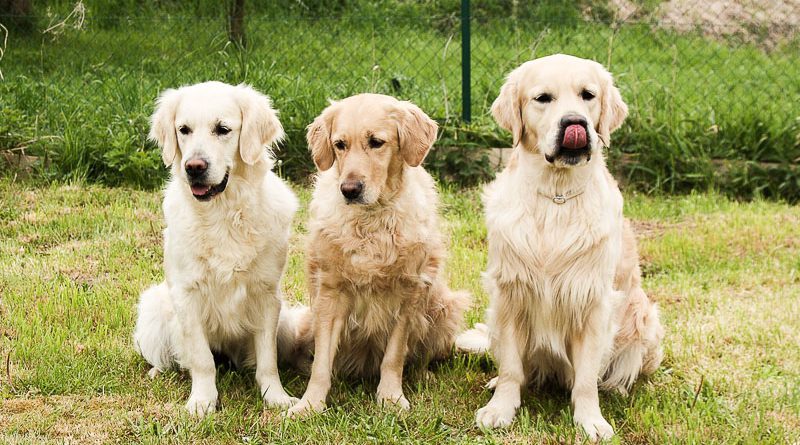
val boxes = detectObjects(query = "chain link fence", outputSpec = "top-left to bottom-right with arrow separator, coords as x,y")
1,1 -> 798,198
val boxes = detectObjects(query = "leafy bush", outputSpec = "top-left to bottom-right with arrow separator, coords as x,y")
1,1 -> 798,200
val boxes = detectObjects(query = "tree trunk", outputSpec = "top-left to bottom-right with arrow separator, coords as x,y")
228,0 -> 246,47
0,0 -> 35,32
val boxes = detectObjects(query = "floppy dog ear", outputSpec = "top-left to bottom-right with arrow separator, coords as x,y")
236,84 -> 285,165
149,88 -> 182,167
307,104 -> 336,171
491,67 -> 525,147
597,69 -> 629,147
397,101 -> 438,167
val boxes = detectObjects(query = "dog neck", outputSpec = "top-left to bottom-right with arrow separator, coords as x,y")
515,146 -> 603,200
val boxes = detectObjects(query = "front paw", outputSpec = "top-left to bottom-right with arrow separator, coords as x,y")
376,388 -> 410,410
283,397 -> 326,418
574,412 -> 614,442
185,394 -> 217,418
475,401 -> 517,429
262,387 -> 300,409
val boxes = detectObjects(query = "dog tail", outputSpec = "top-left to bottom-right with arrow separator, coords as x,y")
601,287 -> 665,394
133,283 -> 175,375
276,302 -> 314,373
421,287 -> 472,362
455,322 -> 491,354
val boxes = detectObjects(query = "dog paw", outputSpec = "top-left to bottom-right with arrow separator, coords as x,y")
574,413 -> 614,441
475,402 -> 516,429
283,397 -> 325,419
485,376 -> 499,390
147,367 -> 162,379
185,395 -> 217,418
262,388 -> 300,409
376,390 -> 411,411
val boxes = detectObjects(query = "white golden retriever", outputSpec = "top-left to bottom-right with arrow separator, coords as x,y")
456,55 -> 664,440
133,81 -> 299,417
284,94 -> 470,417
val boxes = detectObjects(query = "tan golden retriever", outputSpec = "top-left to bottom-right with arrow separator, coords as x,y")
284,93 -> 470,417
456,55 -> 664,440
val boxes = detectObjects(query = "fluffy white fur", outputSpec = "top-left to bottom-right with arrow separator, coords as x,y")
133,81 -> 300,417
457,55 -> 664,440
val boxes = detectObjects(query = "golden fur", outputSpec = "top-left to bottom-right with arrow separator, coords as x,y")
285,93 -> 470,417
456,55 -> 664,440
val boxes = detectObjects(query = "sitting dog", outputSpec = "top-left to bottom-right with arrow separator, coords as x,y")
457,55 -> 664,440
284,93 -> 470,417
133,81 -> 299,417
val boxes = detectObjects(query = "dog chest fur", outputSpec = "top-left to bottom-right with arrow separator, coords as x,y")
307,167 -> 445,376
309,168 -> 439,286
162,172 -> 296,340
483,156 -> 624,380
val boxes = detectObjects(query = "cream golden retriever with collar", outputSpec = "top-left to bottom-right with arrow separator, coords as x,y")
133,81 -> 300,417
456,55 -> 664,440
284,93 -> 470,417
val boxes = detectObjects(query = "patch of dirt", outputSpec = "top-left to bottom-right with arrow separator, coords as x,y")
660,0 -> 800,47
57,257 -> 101,287
608,0 -> 639,21
629,219 -> 669,239
0,395 -> 177,444
607,0 -> 800,48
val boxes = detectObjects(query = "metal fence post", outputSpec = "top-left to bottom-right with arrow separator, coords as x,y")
461,0 -> 471,123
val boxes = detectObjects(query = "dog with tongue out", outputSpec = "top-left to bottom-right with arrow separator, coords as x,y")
459,54 -> 665,443
134,81 -> 302,419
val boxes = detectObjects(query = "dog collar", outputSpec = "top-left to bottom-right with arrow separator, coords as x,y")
537,188 -> 584,204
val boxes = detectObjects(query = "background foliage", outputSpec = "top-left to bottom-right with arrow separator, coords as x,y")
1,0 -> 798,197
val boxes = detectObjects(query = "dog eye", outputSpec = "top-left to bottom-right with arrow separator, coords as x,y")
178,125 -> 191,135
534,93 -> 553,104
215,125 -> 231,136
368,137 -> 384,149
581,90 -> 596,101
334,140 -> 346,150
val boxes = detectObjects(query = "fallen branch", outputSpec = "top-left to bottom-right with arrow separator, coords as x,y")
691,374 -> 705,409
5,351 -> 10,386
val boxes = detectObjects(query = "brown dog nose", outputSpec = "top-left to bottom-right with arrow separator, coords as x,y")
340,180 -> 364,201
185,159 -> 208,178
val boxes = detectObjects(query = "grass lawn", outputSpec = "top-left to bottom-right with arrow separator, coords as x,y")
0,179 -> 798,444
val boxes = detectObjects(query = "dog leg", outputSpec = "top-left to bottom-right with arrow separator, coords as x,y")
476,320 -> 525,428
376,313 -> 411,410
571,311 -> 614,441
284,291 -> 348,418
254,289 -> 300,410
173,288 -> 218,418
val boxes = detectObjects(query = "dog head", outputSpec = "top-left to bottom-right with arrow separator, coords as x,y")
149,81 -> 284,201
491,54 -> 628,168
307,93 -> 437,205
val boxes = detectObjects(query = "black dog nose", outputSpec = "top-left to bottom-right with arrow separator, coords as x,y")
185,159 -> 208,178
340,180 -> 364,201
560,114 -> 588,129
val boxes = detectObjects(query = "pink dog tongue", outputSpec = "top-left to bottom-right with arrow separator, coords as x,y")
191,184 -> 210,196
562,124 -> 588,149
